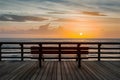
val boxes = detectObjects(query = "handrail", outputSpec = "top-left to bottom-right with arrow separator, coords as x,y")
0,42 -> 120,62
0,42 -> 120,44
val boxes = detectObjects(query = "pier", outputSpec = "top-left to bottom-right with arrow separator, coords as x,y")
0,42 -> 120,80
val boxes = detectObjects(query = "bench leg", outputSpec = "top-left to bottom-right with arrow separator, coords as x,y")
59,53 -> 61,61
76,54 -> 78,61
42,54 -> 44,61
39,59 -> 42,68
78,58 -> 81,68
78,53 -> 81,68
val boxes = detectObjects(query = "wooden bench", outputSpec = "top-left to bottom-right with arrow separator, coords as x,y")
31,46 -> 89,68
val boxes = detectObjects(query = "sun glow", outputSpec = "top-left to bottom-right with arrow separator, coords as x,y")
79,32 -> 83,36
61,17 -> 103,38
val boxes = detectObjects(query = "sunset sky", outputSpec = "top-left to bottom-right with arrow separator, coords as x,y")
0,0 -> 120,38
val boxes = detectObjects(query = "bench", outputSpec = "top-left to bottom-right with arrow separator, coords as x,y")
31,46 -> 89,68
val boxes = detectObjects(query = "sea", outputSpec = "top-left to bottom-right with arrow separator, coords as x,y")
0,38 -> 120,42
0,38 -> 120,61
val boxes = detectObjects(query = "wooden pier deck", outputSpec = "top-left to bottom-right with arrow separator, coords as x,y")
0,61 -> 119,80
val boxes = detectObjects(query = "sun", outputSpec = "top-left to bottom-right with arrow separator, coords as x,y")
79,32 -> 83,36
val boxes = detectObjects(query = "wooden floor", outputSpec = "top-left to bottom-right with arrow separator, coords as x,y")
0,61 -> 120,80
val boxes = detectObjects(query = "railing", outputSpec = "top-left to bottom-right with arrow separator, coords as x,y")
0,42 -> 120,62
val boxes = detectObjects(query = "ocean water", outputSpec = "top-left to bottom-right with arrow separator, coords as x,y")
0,38 -> 120,61
0,38 -> 120,42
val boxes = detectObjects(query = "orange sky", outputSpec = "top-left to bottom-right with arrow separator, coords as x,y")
0,0 -> 120,38
0,17 -> 120,38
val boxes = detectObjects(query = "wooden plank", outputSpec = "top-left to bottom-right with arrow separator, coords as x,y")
0,62 -> 25,79
46,62 -> 54,80
97,62 -> 120,79
9,62 -> 34,80
82,62 -> 105,80
64,62 -> 72,80
0,61 -> 119,80
85,62 -> 120,80
17,62 -> 38,80
69,61 -> 86,80
31,62 -> 47,80
61,62 -> 67,80
0,62 -> 30,80
57,62 -> 62,80
51,61 -> 57,80
33,62 -> 48,80
38,62 -> 51,80
31,46 -> 88,51
66,62 -> 77,80
41,51 -> 88,54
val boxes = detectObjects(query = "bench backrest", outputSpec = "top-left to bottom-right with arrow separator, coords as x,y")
31,46 -> 89,59
31,47 -> 88,53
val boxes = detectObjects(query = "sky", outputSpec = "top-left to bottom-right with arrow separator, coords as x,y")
0,0 -> 120,38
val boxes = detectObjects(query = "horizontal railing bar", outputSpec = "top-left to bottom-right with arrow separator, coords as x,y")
1,52 -> 22,53
42,47 -> 89,49
42,57 -> 88,59
0,42 -> 120,44
30,57 -> 88,59
1,47 -> 21,49
1,47 -> 120,50
1,56 -> 87,59
99,57 -> 120,58
1,51 -> 119,53
100,48 -> 120,49
1,52 -> 119,54
1,56 -> 119,59
1,57 -> 22,58
88,57 -> 120,58
33,51 -> 88,54
1,52 -> 30,54
100,52 -> 120,54
1,47 -> 36,49
89,52 -> 120,54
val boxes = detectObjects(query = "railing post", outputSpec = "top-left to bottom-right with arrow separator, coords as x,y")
39,43 -> 42,67
77,43 -> 81,68
59,43 -> 61,61
98,43 -> 101,61
76,44 -> 80,61
0,44 -> 2,61
20,44 -> 24,61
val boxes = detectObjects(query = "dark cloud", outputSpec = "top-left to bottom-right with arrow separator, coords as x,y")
82,11 -> 106,16
28,23 -> 64,35
54,18 -> 80,22
19,0 -> 64,2
48,11 -> 66,14
0,14 -> 47,22
0,23 -> 64,35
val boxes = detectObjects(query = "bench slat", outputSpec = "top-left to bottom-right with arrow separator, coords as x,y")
31,47 -> 89,50
31,51 -> 88,54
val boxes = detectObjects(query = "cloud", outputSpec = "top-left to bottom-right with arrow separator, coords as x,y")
0,14 -> 47,22
82,11 -> 106,16
0,0 -> 119,18
28,23 -> 65,35
0,23 -> 64,34
54,18 -> 80,22
48,11 -> 66,14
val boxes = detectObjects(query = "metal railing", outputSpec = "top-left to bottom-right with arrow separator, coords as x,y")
0,42 -> 120,62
